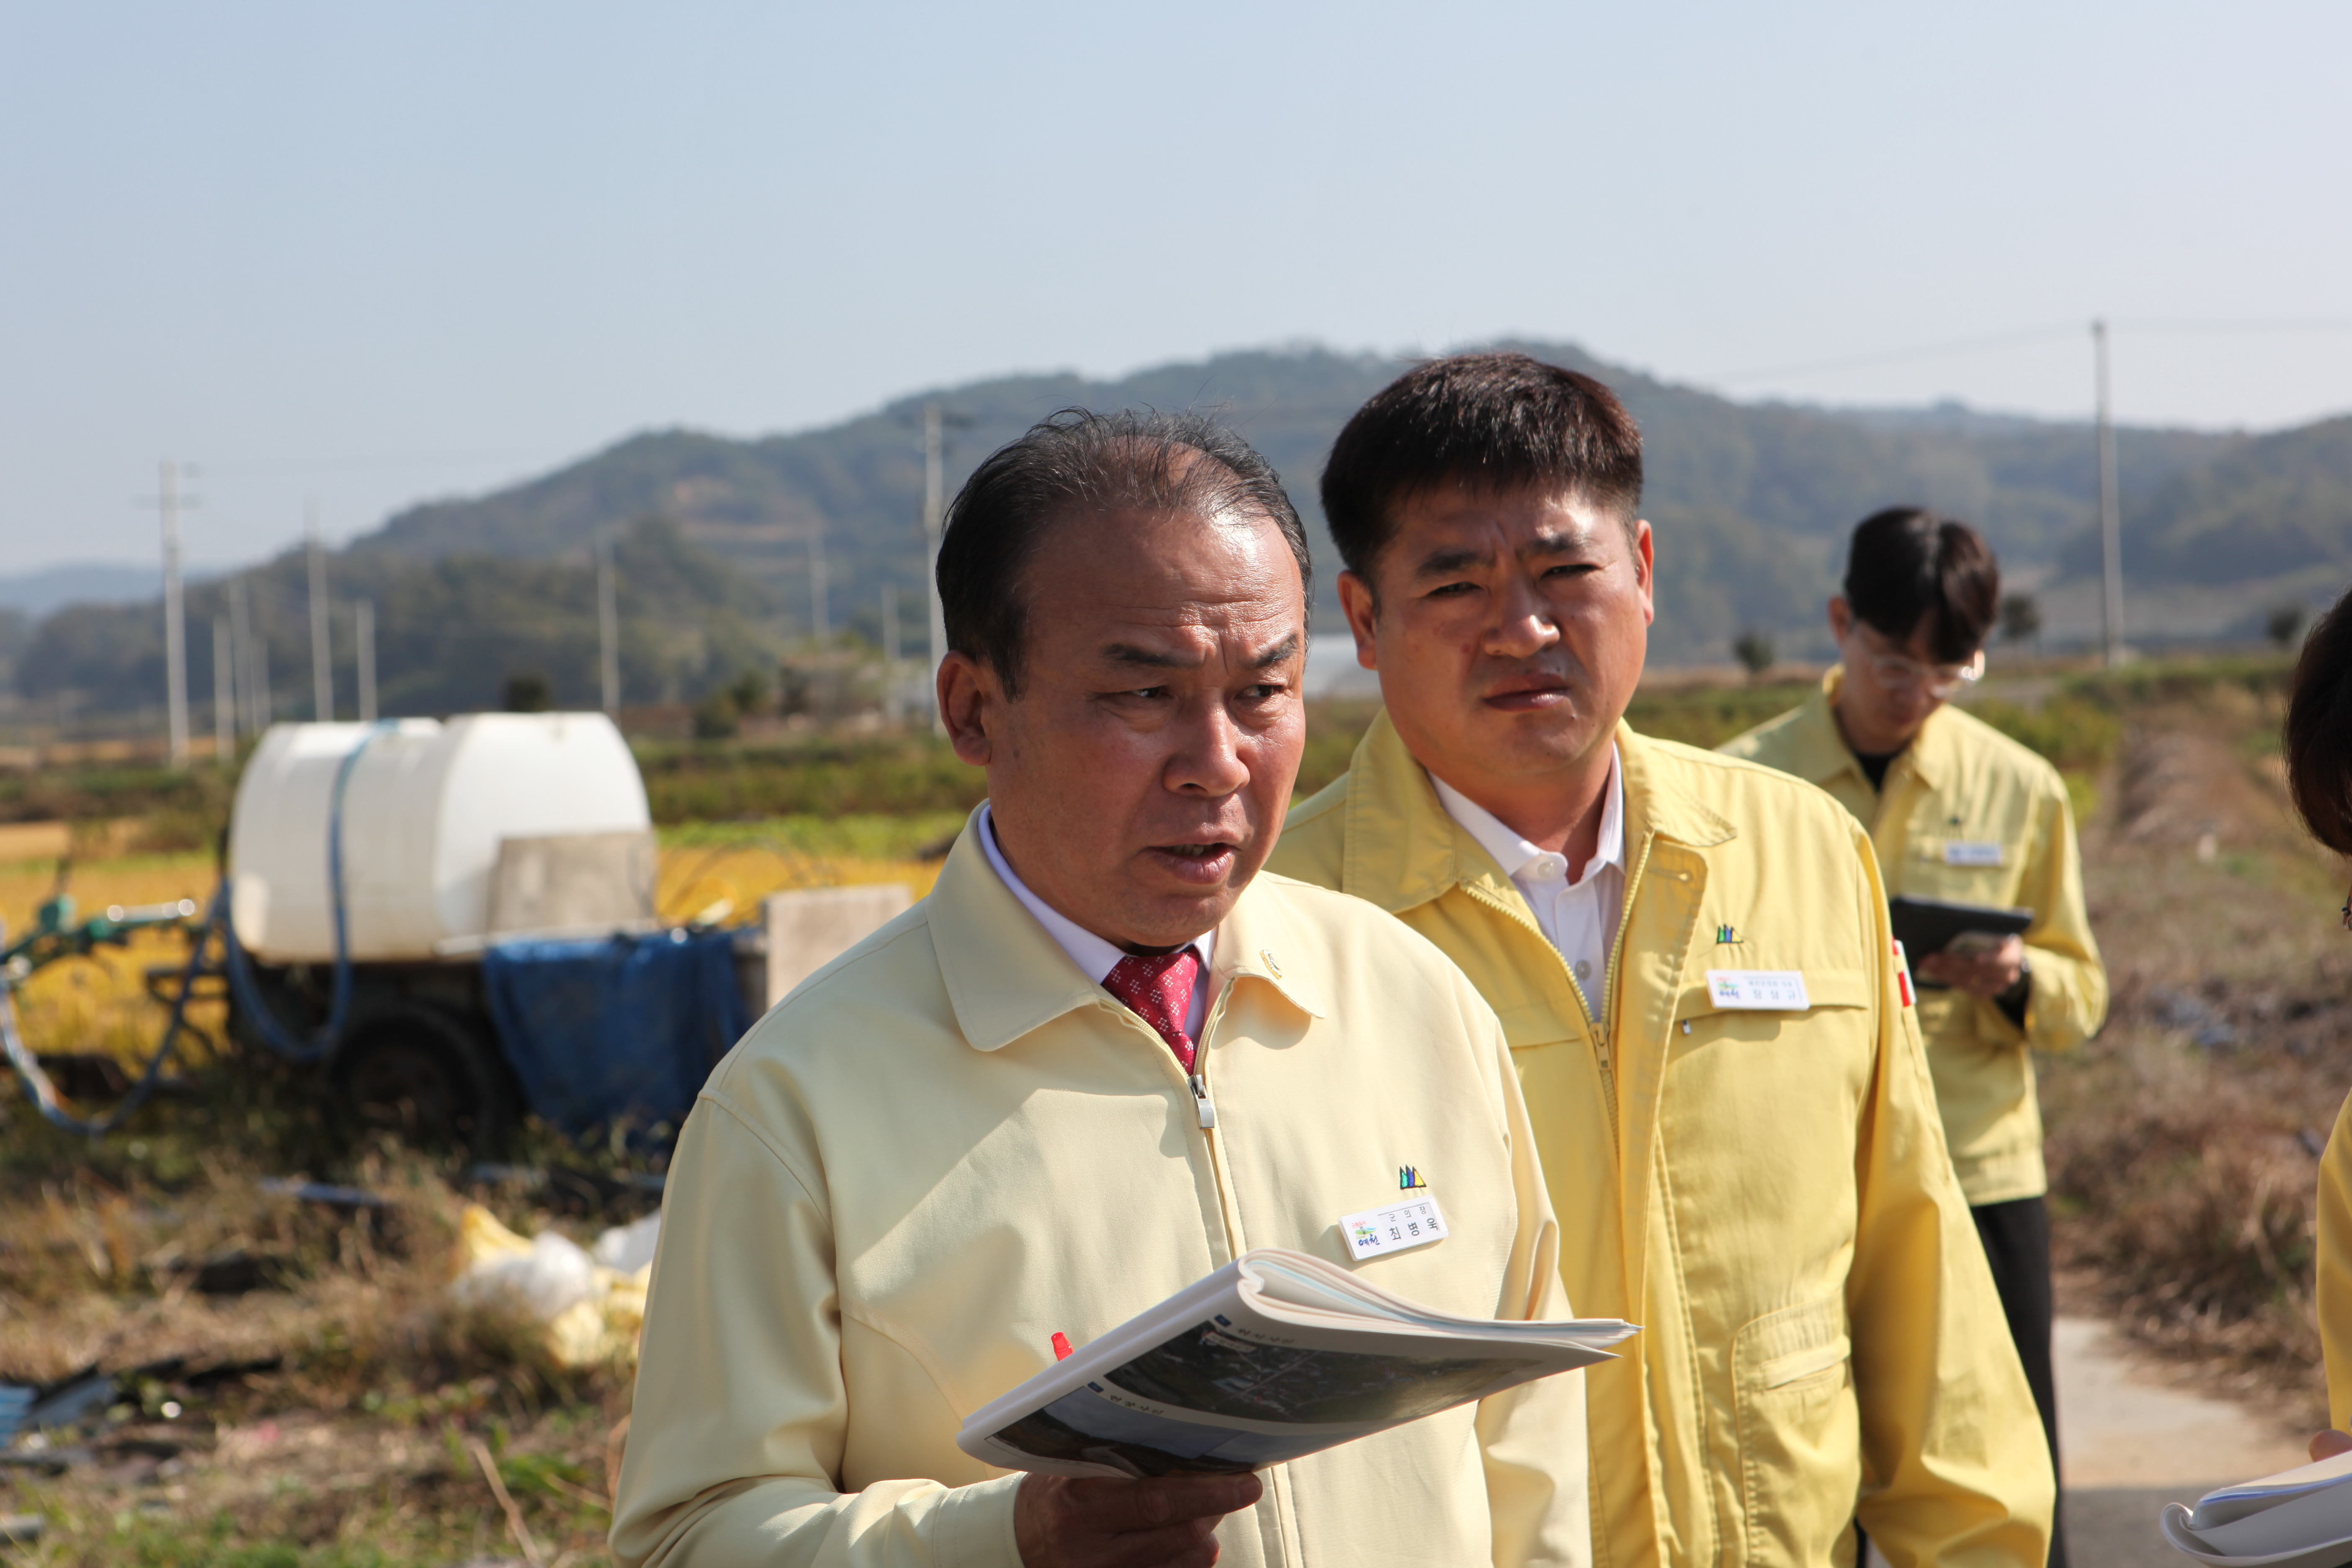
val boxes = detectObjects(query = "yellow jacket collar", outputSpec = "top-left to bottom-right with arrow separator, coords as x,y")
929,807 -> 1324,1052
1339,709 -> 1734,916
1797,667 -> 1951,792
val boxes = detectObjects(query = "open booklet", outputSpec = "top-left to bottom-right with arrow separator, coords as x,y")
956,1247 -> 1636,1480
2159,1449 -> 2352,1567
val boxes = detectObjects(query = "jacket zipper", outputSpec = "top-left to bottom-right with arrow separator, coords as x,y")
1186,988 -> 1242,1257
1467,877 -> 1623,1153
1602,832 -> 1658,1046
1140,985 -> 1299,1566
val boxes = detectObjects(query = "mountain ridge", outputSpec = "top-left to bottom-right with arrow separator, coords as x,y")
14,340 -> 2343,720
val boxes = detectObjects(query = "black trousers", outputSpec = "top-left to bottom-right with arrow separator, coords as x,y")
1857,1196 -> 2065,1567
1973,1194 -> 2066,1568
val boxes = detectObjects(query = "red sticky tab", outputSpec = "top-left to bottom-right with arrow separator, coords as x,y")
1892,939 -> 1915,1008
1050,1332 -> 1073,1361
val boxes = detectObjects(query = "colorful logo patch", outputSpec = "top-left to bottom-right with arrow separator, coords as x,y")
1398,1165 -> 1428,1190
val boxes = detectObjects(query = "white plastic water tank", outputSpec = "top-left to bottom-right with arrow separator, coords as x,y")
227,713 -> 652,963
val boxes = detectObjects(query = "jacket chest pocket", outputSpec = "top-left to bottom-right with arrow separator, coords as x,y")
1904,832 -> 2021,903
1658,971 -> 1874,1264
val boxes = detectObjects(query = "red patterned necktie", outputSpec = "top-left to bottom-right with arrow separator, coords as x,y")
1103,949 -> 1202,1070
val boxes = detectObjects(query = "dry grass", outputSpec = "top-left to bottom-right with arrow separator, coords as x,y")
0,1144 -> 640,1565
2041,690 -> 2346,1429
0,838 -> 941,1565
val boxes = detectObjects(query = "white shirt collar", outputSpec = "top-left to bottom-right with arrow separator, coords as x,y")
1431,746 -> 1625,889
976,802 -> 1215,985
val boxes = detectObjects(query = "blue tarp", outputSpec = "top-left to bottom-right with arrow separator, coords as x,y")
481,930 -> 750,1137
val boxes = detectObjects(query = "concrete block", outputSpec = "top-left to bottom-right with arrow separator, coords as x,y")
762,884 -> 914,1008
487,830 -> 658,938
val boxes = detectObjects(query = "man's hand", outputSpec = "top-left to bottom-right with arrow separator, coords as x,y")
1916,934 -> 2026,1000
1014,1470 -> 1263,1567
2311,1428 -> 2352,1463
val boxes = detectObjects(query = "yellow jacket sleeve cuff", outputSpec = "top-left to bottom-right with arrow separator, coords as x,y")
936,1472 -> 1026,1568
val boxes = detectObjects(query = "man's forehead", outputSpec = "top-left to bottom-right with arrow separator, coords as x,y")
1408,484 -> 1612,535
1395,488 -> 1620,564
1086,608 -> 1302,664
1021,505 -> 1303,658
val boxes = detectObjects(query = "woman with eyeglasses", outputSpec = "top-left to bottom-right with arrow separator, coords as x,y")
2285,592 -> 2352,1464
1723,507 -> 2107,1565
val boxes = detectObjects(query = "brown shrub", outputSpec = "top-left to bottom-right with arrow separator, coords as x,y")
2045,1041 -> 2322,1382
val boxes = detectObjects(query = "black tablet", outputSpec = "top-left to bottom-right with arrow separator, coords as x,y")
1889,895 -> 2034,959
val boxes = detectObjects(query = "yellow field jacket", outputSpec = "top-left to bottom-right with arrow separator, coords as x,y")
611,811 -> 1591,1568
2323,1093 -> 2352,1431
1720,671 -> 2108,1205
1269,714 -> 2051,1568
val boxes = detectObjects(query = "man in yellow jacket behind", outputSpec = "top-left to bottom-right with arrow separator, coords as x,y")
1720,509 -> 2107,1564
612,410 -> 1593,1568
2282,588 -> 2352,1465
1268,354 -> 2052,1567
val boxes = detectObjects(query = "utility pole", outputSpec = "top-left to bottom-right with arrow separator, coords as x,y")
881,582 -> 902,725
212,618 -> 235,761
355,599 -> 378,723
307,506 -> 333,720
921,402 -> 948,734
230,574 -> 260,735
147,459 -> 196,767
247,585 -> 274,734
2094,320 -> 2125,667
807,526 -> 830,642
596,534 -> 620,715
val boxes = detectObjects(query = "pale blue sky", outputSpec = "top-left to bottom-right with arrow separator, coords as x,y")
4,1 -> 2348,571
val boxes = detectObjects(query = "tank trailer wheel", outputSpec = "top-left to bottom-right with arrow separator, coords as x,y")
328,1009 -> 513,1154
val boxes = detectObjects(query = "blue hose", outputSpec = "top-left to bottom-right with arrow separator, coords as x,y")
2,722 -> 390,1135
217,721 -> 390,1063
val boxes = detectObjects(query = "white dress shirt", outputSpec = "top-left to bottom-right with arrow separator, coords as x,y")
977,802 -> 1215,1037
1432,748 -> 1626,1019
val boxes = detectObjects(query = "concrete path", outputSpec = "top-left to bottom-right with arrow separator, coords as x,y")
2056,1315 -> 2313,1567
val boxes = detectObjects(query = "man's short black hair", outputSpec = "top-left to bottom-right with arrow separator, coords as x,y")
1843,508 -> 2001,664
1320,352 -> 1645,583
2287,590 -> 2352,854
936,408 -> 1310,696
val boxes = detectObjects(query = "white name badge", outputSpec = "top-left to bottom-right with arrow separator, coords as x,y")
1704,970 -> 1811,1011
1340,1195 -> 1449,1262
1943,840 -> 2005,867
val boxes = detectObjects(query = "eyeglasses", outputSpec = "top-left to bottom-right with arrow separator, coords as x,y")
1853,645 -> 1985,699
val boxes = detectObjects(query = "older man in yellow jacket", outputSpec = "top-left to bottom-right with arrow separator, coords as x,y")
612,410 -> 1592,1568
1721,511 -> 2107,1563
1268,354 -> 2052,1567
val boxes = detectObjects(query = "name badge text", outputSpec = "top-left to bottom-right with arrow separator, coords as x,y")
1942,840 -> 2005,867
1705,969 -> 1811,1010
1340,1195 -> 1449,1262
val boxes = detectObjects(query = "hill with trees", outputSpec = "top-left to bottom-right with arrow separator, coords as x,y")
2056,414 -> 2352,585
20,338 -> 2330,722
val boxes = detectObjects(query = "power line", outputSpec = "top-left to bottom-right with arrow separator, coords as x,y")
1709,317 -> 2352,388
1708,324 -> 2084,386
2121,317 -> 2352,335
